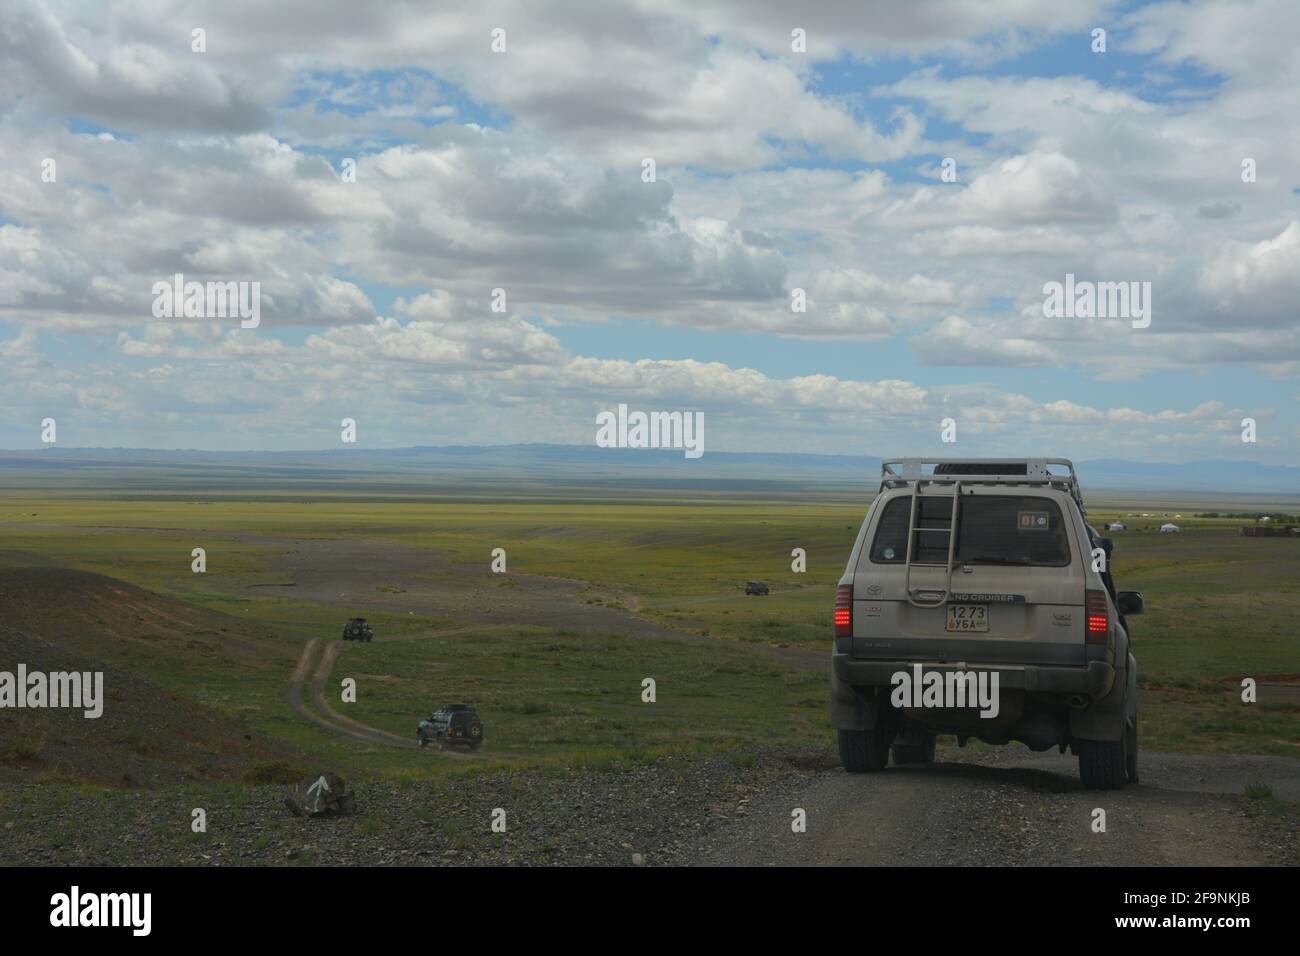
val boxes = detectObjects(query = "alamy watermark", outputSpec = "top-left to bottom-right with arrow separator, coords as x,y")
890,664 -> 1000,719
595,403 -> 704,459
1042,273 -> 1151,329
50,886 -> 150,936
151,273 -> 260,328
0,665 -> 103,718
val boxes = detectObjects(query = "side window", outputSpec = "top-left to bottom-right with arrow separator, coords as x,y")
869,497 -> 910,563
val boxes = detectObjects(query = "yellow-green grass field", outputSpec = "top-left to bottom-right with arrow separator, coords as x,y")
0,487 -> 1296,776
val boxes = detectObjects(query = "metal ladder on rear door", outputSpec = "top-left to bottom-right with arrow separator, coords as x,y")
904,480 -> 960,608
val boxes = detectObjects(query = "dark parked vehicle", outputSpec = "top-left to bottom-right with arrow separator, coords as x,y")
342,617 -> 373,642
745,580 -> 770,595
418,704 -> 484,750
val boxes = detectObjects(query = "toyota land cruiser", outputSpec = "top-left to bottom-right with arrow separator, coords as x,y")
418,703 -> 484,750
830,459 -> 1142,790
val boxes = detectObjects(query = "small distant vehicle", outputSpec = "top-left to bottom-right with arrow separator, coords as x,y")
342,617 -> 373,642
418,704 -> 484,750
745,581 -> 770,595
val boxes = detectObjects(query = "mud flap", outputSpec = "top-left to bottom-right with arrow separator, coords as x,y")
1070,638 -> 1132,742
830,668 -> 889,732
830,679 -> 868,730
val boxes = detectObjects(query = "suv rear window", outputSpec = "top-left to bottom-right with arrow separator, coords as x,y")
869,494 -> 1071,567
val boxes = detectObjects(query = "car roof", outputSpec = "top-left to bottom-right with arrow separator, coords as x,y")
880,458 -> 1085,514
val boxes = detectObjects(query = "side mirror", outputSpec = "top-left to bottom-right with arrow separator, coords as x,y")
1117,591 -> 1144,616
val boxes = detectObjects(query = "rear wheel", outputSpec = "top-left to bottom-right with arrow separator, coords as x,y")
838,725 -> 891,773
891,734 -> 936,766
1078,735 -> 1127,790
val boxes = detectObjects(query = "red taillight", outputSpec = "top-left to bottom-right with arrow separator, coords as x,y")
1086,589 -> 1108,640
834,585 -> 852,638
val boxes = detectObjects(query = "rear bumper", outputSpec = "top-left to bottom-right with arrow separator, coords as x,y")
832,652 -> 1114,696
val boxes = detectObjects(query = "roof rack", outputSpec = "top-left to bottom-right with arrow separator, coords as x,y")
882,459 -> 1086,609
880,458 -> 1085,513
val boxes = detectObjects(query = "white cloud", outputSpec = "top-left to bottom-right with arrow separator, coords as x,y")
0,0 -> 1293,462
1197,221 -> 1300,329
911,315 -> 1058,366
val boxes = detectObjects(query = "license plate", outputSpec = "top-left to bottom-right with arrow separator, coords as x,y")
946,604 -> 988,632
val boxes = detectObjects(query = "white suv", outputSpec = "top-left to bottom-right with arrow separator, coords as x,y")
830,459 -> 1143,790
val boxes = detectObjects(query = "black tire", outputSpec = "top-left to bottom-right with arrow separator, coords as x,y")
417,734 -> 427,748
1078,736 -> 1127,790
1125,716 -> 1138,784
838,726 -> 891,773
891,734 -> 936,766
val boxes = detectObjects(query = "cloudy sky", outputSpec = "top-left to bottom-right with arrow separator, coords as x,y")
1,0 -> 1297,463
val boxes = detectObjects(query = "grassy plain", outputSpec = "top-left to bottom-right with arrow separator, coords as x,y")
0,482 -> 1296,779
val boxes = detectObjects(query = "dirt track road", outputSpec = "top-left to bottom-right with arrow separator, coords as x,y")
286,636 -> 521,759
285,637 -> 411,748
697,748 -> 1298,866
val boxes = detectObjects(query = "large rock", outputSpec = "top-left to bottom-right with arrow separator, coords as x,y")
284,772 -> 356,817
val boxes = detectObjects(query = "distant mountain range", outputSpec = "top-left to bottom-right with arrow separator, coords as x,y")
1,445 -> 1296,494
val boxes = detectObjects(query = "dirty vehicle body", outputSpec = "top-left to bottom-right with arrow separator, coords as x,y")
745,580 -> 770,595
342,617 -> 373,642
830,459 -> 1142,790
418,703 -> 484,750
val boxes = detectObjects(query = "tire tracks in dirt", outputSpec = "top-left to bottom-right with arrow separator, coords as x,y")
287,636 -> 506,760
286,638 -> 420,750
286,638 -> 392,746
307,640 -> 413,748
